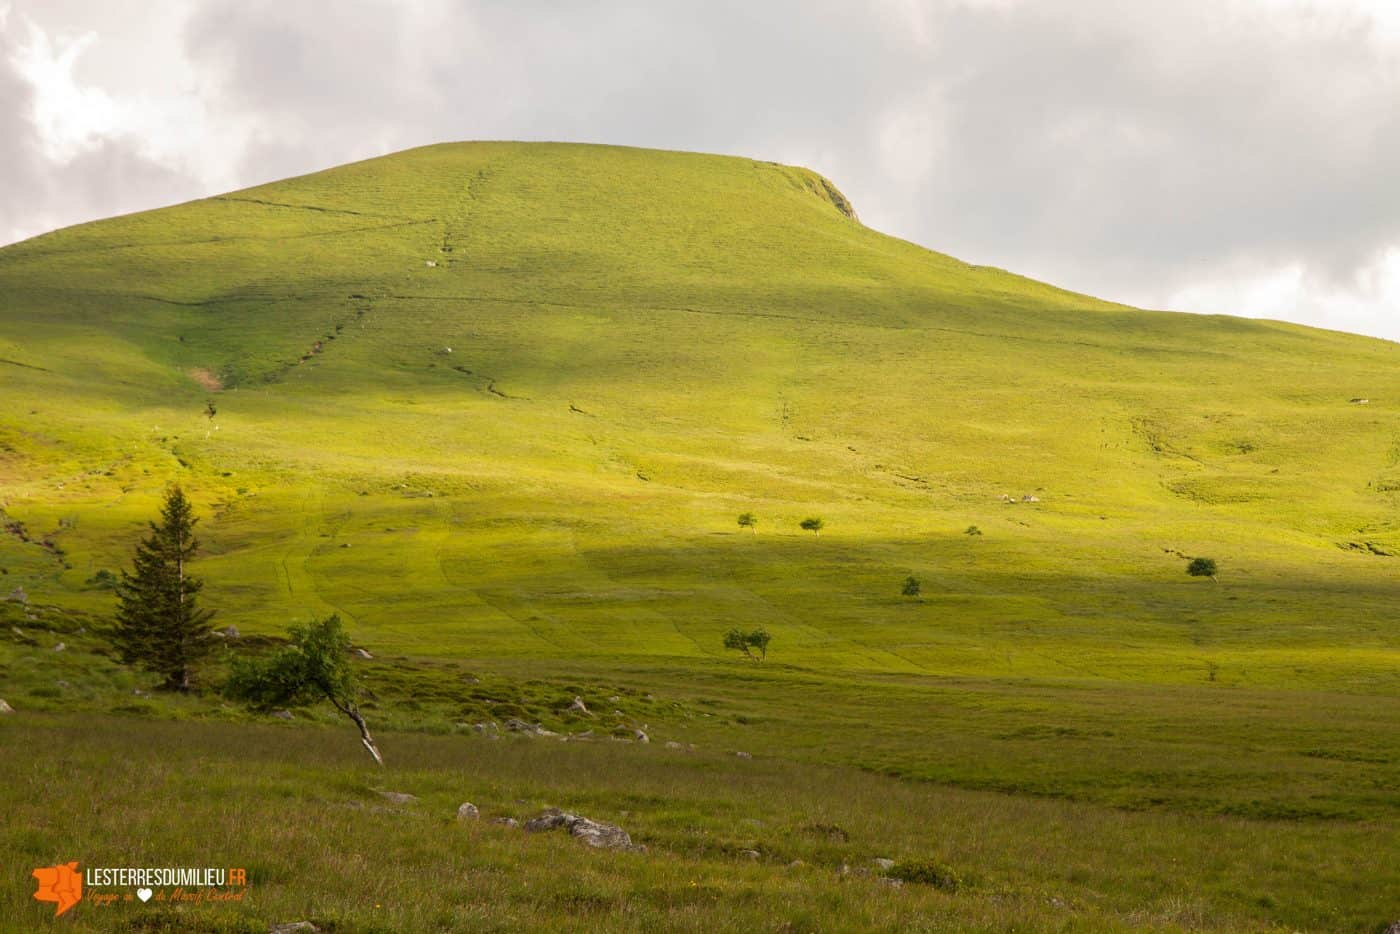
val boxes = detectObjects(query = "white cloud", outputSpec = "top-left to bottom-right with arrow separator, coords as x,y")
874,89 -> 947,188
12,25 -> 117,161
0,7 -> 207,243
1155,247 -> 1400,339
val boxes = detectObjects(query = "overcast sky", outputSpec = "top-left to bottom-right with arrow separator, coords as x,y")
3,0 -> 1399,339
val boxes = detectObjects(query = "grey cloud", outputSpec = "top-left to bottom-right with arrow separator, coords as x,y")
0,26 -> 47,241
903,3 -> 1400,294
179,0 -> 957,234
49,141 -> 204,224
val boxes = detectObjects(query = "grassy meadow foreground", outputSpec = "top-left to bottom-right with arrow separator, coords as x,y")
1,142 -> 1398,930
2,604 -> 1395,931
2,710 -> 1394,932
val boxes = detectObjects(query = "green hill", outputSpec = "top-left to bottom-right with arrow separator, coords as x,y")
4,141 -> 1400,930
3,140 -> 1397,685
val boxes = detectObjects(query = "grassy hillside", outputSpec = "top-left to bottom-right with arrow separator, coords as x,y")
1,142 -> 1398,930
3,141 -> 1398,685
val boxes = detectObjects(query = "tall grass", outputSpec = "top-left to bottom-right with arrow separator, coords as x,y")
3,715 -> 1394,932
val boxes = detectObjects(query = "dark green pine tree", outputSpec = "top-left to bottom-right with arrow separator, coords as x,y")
113,485 -> 216,690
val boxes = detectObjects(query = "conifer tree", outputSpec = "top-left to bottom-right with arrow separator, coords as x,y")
113,485 -> 216,690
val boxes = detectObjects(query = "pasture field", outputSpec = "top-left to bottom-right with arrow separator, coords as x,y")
0,142 -> 1397,930
1,607 -> 1396,932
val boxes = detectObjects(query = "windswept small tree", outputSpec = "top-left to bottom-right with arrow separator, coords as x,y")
226,615 -> 383,765
737,512 -> 758,535
800,517 -> 824,537
723,627 -> 772,662
1187,557 -> 1218,582
112,485 -> 217,691
748,628 -> 771,660
902,575 -> 921,597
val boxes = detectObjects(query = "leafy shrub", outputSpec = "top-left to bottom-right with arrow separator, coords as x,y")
890,859 -> 962,891
85,569 -> 117,589
723,627 -> 772,661
1187,557 -> 1218,579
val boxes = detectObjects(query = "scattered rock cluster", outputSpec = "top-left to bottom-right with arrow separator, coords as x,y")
339,789 -> 954,901
522,808 -> 642,852
504,717 -> 559,737
460,711 -> 672,748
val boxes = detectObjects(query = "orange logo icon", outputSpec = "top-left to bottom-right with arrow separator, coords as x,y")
32,861 -> 83,917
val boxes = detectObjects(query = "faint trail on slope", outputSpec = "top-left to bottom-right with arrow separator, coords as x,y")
214,196 -> 421,222
429,498 -> 456,591
0,358 -> 48,372
436,163 -> 495,262
473,589 -> 571,653
568,526 -> 709,658
380,293 -> 1219,355
5,220 -> 438,261
311,502 -> 361,628
270,486 -> 359,627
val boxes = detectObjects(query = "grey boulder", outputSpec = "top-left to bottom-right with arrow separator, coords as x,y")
524,808 -> 640,851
